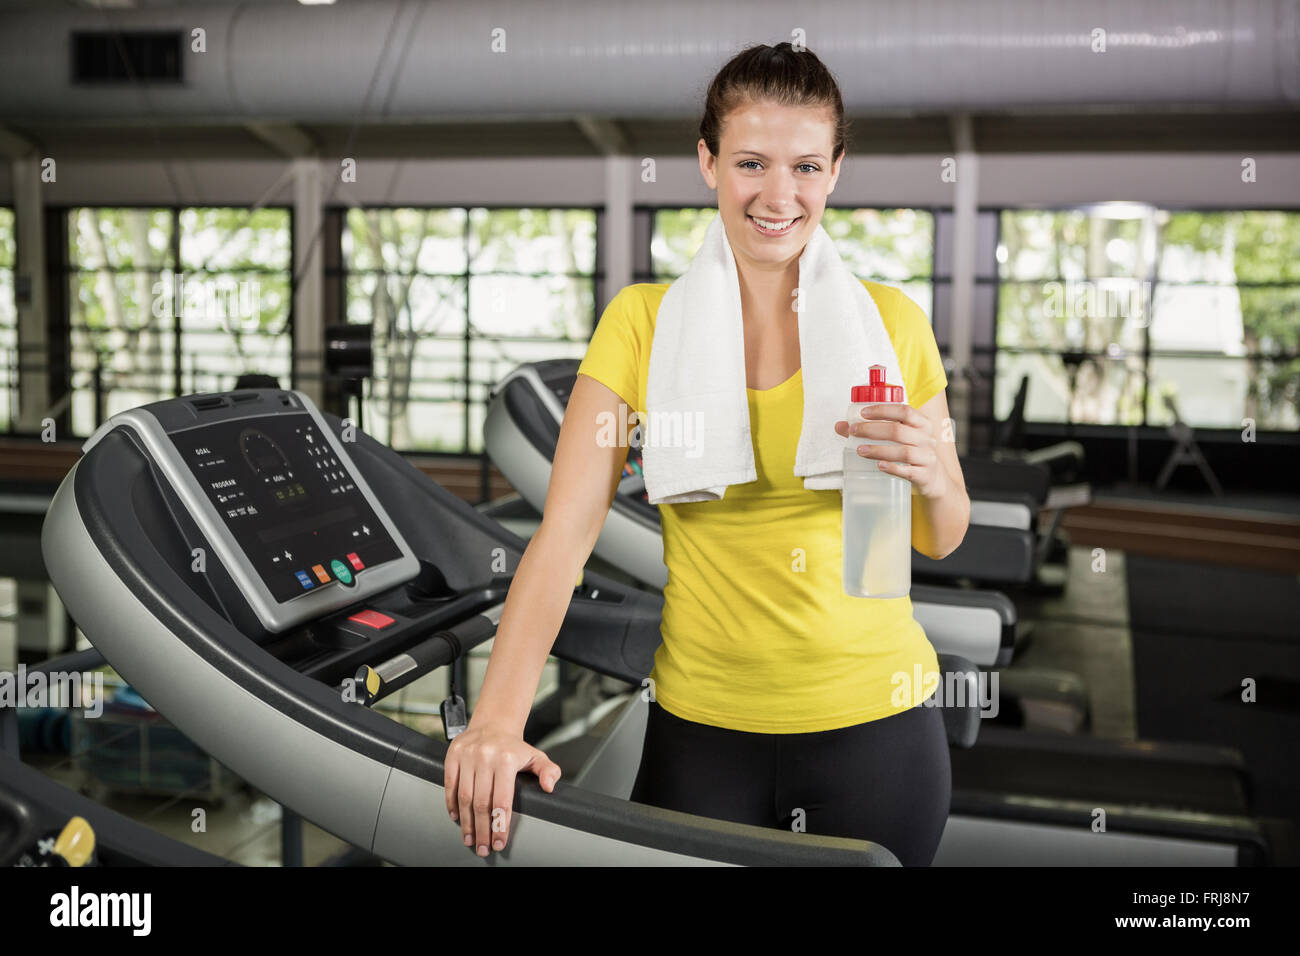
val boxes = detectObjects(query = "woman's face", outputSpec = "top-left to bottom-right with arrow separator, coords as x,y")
699,99 -> 843,273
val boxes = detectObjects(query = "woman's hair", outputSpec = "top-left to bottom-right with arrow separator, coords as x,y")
699,42 -> 850,164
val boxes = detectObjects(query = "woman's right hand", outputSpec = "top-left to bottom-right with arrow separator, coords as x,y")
444,723 -> 562,857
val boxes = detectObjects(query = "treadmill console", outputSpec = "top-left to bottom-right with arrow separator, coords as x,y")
176,414 -> 405,604
84,389 -> 419,634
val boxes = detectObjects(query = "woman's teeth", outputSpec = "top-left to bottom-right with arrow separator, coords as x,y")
749,215 -> 799,232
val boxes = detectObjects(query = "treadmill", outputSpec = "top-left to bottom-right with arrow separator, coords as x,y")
41,386 -> 980,866
941,371 -> 1090,594
931,454 -> 1090,596
991,372 -> 1087,483
482,359 -> 1274,865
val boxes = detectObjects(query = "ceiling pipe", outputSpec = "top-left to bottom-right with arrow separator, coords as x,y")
0,0 -> 1296,123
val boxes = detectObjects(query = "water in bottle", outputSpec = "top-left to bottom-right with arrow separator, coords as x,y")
842,365 -> 911,598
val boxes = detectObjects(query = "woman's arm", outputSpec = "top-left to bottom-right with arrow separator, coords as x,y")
444,373 -> 637,856
465,373 -> 637,735
835,388 -> 970,560
906,390 -> 970,559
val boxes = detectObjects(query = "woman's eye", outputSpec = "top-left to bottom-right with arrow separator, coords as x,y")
738,160 -> 820,173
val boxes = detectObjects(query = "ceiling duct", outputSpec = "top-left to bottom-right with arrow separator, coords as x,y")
0,0 -> 1296,123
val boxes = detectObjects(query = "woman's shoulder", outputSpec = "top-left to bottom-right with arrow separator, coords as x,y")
857,277 -> 902,313
616,282 -> 671,309
605,283 -> 670,332
856,279 -> 930,337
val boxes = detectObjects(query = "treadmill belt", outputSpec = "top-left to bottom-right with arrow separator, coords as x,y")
1127,552 -> 1300,827
1126,553 -> 1300,641
950,735 -> 1250,816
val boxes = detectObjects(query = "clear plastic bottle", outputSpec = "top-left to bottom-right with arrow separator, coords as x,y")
842,365 -> 911,598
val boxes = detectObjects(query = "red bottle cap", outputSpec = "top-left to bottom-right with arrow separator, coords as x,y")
850,365 -> 904,403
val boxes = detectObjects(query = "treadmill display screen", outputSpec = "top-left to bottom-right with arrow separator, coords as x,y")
176,413 -> 404,604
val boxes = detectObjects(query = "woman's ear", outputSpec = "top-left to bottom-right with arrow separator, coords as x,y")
698,139 -> 718,190
827,152 -> 845,195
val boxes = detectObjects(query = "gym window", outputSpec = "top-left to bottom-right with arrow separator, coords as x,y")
994,206 -> 1300,432
336,207 -> 599,455
64,206 -> 292,437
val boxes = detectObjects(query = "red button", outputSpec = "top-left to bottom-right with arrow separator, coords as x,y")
347,552 -> 365,571
347,609 -> 394,629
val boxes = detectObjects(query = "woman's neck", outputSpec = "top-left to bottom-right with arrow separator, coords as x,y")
737,261 -> 800,327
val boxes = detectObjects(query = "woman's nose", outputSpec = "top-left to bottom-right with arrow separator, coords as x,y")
759,174 -> 799,208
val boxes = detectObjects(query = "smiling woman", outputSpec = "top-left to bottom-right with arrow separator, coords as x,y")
449,41 -> 962,868
611,42 -> 960,866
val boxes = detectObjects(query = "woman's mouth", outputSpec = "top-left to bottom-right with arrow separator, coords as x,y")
748,214 -> 802,237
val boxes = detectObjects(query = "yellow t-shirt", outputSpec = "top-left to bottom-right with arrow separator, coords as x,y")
575,280 -> 948,733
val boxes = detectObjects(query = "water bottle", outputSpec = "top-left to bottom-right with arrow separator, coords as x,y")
842,365 -> 911,598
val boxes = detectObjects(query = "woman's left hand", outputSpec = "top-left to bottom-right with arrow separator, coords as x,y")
834,404 -> 950,499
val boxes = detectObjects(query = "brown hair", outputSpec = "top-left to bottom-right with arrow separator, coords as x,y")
699,42 -> 850,164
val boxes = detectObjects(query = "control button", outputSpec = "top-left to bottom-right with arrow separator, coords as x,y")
330,559 -> 353,585
295,570 -> 314,590
346,552 -> 364,571
348,610 -> 394,629
312,564 -> 330,584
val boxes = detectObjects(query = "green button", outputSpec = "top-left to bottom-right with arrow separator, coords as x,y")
330,559 -> 353,585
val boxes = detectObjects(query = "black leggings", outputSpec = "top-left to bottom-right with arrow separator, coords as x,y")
629,699 -> 951,866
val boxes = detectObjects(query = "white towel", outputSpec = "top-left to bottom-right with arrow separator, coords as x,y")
642,213 -> 906,505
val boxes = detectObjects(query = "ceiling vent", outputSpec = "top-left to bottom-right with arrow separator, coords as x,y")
71,31 -> 183,85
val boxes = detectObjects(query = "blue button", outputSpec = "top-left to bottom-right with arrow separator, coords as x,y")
295,570 -> 314,589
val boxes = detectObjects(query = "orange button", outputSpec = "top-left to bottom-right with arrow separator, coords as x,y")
312,564 -> 330,583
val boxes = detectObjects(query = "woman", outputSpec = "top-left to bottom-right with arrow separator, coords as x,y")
445,42 -> 969,866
